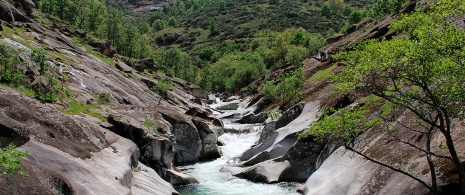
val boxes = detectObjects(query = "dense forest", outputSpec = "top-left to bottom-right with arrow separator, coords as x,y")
30,0 -> 409,93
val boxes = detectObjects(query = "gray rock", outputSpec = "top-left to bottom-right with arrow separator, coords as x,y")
165,169 -> 199,186
132,163 -> 179,195
236,160 -> 291,183
236,112 -> 268,124
0,86 -> 177,194
115,60 -> 133,73
297,147 -> 427,195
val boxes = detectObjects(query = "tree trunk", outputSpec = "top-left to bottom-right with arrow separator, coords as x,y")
426,131 -> 438,194
440,113 -> 465,193
443,130 -> 465,193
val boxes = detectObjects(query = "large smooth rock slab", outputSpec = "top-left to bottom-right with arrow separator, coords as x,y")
236,160 -> 291,183
0,86 -> 178,194
297,147 -> 427,195
132,163 -> 179,195
234,101 -> 320,165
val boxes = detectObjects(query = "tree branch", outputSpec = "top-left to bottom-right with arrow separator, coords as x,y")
345,146 -> 432,191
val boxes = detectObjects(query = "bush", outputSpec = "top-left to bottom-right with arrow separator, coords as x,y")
31,49 -> 69,102
267,109 -> 282,120
0,43 -> 23,83
0,143 -> 28,177
348,10 -> 365,25
286,46 -> 307,66
34,74 -> 69,103
142,119 -> 158,132
261,81 -> 277,102
321,4 -> 331,17
31,49 -> 49,75
277,68 -> 304,103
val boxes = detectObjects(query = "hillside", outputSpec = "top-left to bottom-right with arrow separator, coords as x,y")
1,0 -> 465,194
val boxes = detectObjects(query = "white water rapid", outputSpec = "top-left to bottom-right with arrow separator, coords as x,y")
176,122 -> 300,195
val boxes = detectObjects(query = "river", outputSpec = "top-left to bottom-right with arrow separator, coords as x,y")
176,120 -> 301,195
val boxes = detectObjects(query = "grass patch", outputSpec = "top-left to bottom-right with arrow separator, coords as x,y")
142,119 -> 158,132
0,82 -> 35,97
60,98 -> 106,121
308,64 -> 337,82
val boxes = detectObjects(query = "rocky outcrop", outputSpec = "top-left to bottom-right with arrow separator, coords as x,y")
107,110 -> 176,177
88,38 -> 115,58
222,101 -> 332,183
165,169 -> 199,186
298,147 -> 428,195
0,86 -> 178,194
138,58 -> 158,73
236,112 -> 267,124
132,163 -> 179,195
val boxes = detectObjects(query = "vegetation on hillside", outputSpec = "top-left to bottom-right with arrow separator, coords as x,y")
301,0 -> 465,193
31,0 -> 400,94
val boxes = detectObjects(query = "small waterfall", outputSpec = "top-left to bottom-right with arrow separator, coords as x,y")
176,121 -> 300,195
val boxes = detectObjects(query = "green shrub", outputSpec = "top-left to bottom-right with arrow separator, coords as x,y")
142,119 -> 158,132
31,49 -> 49,75
267,109 -> 282,120
298,107 -> 373,145
0,44 -> 23,83
31,49 -> 68,103
34,74 -> 69,103
261,81 -> 277,102
0,143 -> 28,177
277,68 -> 305,103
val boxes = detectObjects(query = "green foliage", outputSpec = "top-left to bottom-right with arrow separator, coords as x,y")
60,98 -> 106,121
152,19 -> 168,31
34,74 -> 69,103
299,107 -> 374,145
267,109 -> 282,121
0,143 -> 28,177
369,0 -> 408,20
348,10 -> 365,25
30,49 -> 68,103
332,1 -> 465,189
31,49 -> 49,75
0,43 -> 23,83
327,0 -> 345,15
343,5 -> 352,16
209,20 -> 220,37
321,4 -> 331,17
208,52 -> 267,91
142,119 -> 158,133
261,81 -> 277,102
277,68 -> 305,103
285,46 -> 307,67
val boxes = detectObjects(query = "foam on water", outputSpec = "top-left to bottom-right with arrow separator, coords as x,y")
177,132 -> 300,195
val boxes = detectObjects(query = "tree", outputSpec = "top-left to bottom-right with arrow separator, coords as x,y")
330,0 -> 465,193
209,20 -> 220,36
285,46 -> 307,67
348,10 -> 364,25
327,0 -> 344,15
321,4 -> 331,17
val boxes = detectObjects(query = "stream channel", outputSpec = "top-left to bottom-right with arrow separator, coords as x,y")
176,101 -> 300,195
